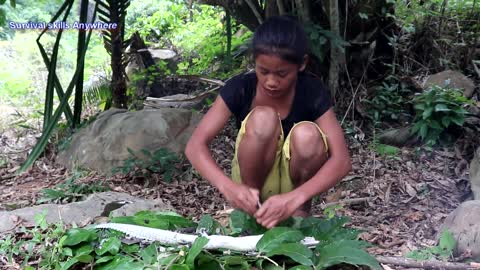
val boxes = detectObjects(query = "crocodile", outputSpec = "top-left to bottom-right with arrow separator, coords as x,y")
95,223 -> 318,252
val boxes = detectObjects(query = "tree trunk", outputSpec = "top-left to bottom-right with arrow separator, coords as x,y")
328,0 -> 342,100
73,0 -> 89,127
109,1 -> 128,109
130,32 -> 166,98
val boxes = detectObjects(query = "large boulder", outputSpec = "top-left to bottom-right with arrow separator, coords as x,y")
0,192 -> 173,233
423,70 -> 475,98
441,200 -> 480,257
58,108 -> 201,174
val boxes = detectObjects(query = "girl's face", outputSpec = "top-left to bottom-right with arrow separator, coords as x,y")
255,54 -> 306,99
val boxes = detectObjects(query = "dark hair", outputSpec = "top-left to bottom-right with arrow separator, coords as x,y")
252,16 -> 309,65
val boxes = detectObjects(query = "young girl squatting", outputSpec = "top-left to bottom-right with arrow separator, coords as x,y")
185,16 -> 351,228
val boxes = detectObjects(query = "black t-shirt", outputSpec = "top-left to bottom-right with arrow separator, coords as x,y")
220,72 -> 331,135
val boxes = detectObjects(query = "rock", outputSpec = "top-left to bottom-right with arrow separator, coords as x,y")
424,70 -> 475,98
0,192 -> 173,233
378,126 -> 418,147
441,200 -> 480,257
470,147 -> 480,199
58,108 -> 201,174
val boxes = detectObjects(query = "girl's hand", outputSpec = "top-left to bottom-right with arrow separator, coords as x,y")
221,182 -> 260,215
254,192 -> 304,228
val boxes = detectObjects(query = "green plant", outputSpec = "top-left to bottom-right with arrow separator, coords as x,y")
407,230 -> 456,260
37,170 -> 110,204
13,210 -> 378,270
304,23 -> 350,63
411,85 -> 472,145
0,210 -> 69,269
83,80 -> 112,111
113,148 -> 181,182
365,77 -> 412,122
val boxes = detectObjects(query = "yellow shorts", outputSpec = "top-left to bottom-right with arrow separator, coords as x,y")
231,110 -> 328,202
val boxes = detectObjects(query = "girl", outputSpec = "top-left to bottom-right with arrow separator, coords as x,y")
185,16 -> 351,228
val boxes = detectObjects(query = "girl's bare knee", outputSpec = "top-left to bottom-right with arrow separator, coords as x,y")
245,106 -> 280,140
290,123 -> 326,159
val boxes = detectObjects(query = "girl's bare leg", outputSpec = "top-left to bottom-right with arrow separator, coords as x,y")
237,106 -> 281,191
288,122 -> 328,216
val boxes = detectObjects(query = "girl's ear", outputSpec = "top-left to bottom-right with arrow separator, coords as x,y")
299,54 -> 309,72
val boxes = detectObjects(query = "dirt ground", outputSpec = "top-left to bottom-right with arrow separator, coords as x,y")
0,109 -> 476,269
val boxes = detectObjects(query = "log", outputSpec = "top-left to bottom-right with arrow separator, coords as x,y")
376,256 -> 480,270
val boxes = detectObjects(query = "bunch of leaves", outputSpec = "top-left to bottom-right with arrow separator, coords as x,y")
364,77 -> 412,122
407,230 -> 456,261
37,170 -> 110,204
411,85 -> 472,145
304,23 -> 350,63
52,210 -> 380,269
83,80 -> 112,111
112,148 -> 181,182
0,211 -> 70,270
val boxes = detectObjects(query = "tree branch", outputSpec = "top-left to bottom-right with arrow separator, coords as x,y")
376,256 -> 480,270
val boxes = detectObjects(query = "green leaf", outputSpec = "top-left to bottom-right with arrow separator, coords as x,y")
122,244 -> 140,254
186,237 -> 209,268
266,243 -> 313,266
75,254 -> 94,263
0,0 -> 6,5
316,240 -> 381,270
140,243 -> 157,265
256,227 -> 304,253
419,123 -> 428,139
197,215 -> 223,235
158,254 -> 179,266
169,264 -> 190,270
75,244 -> 93,257
96,237 -> 121,256
63,228 -> 97,246
60,258 -> 79,270
96,256 -> 144,270
9,0 -> 14,8
422,107 -> 433,119
434,104 -> 450,112
450,116 -> 464,126
95,256 -> 114,264
438,230 -> 455,254
229,210 -> 266,235
441,117 -> 451,127
289,266 -> 312,270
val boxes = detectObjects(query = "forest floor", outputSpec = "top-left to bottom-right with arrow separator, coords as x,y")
0,107 -> 475,268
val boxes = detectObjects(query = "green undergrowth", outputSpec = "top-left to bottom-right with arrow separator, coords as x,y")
0,210 -> 382,270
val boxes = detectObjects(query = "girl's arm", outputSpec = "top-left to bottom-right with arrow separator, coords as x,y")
185,96 -> 260,215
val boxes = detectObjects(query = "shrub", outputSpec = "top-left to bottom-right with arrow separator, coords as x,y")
411,85 -> 471,145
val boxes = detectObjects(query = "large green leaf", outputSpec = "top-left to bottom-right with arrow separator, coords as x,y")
256,227 -> 304,253
95,237 -> 121,256
186,237 -> 209,269
62,228 -> 97,246
229,210 -> 266,235
197,215 -> 223,235
316,240 -> 381,270
434,104 -> 450,112
169,264 -> 190,270
96,256 -> 144,270
266,243 -> 313,266
140,243 -> 157,265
